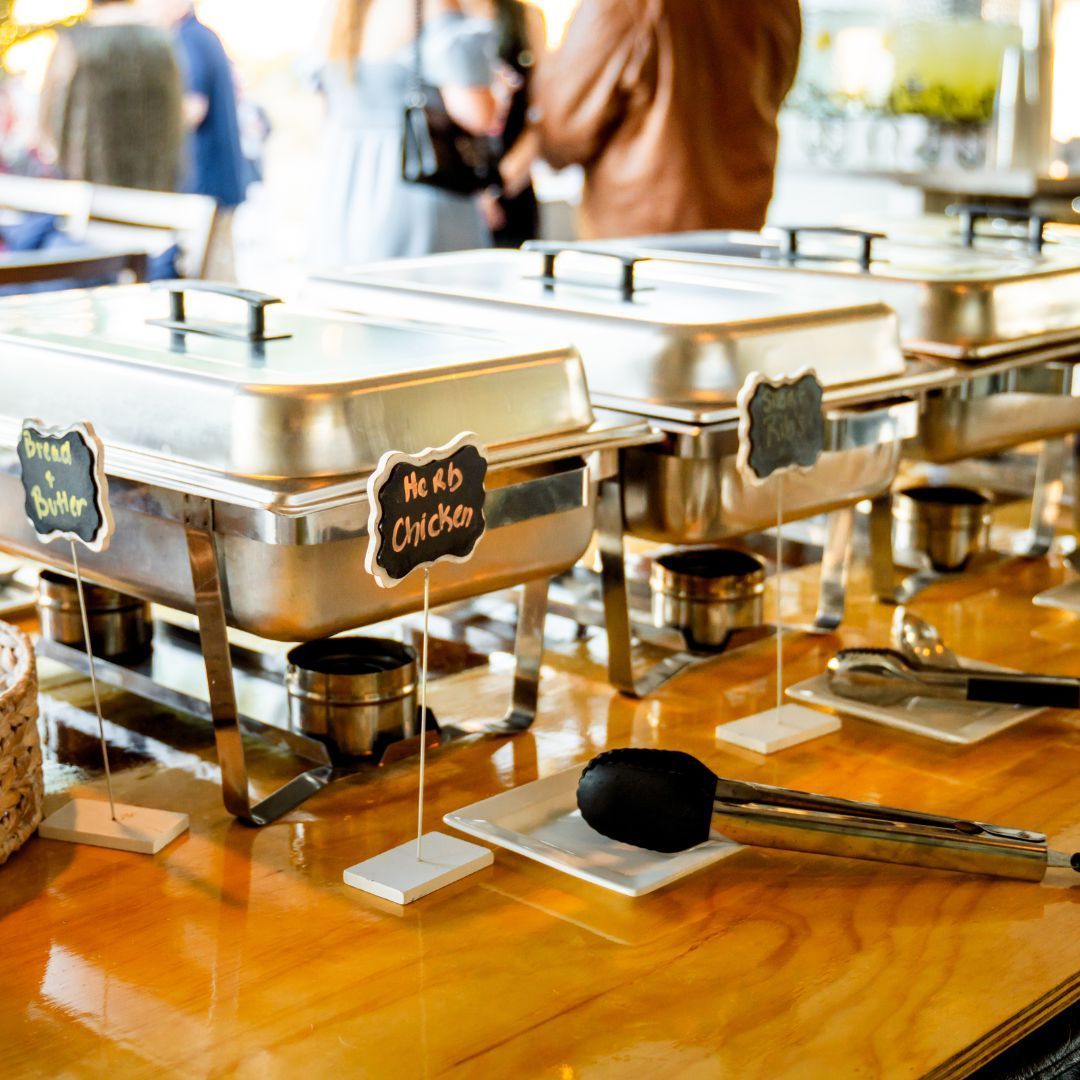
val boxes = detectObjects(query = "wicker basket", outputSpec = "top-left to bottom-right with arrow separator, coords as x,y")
0,623 -> 41,866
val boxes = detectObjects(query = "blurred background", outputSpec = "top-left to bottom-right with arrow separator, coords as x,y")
5,0 -> 1080,287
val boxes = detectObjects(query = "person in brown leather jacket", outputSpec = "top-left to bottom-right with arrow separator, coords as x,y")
536,0 -> 802,238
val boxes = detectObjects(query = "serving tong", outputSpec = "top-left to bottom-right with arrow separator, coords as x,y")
827,647 -> 1080,710
577,748 -> 1078,881
710,774 -> 1076,881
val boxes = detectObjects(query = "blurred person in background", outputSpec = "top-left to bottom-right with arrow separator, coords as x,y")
38,0 -> 182,191
236,78 -> 272,189
463,0 -> 544,248
159,0 -> 250,281
535,0 -> 801,239
0,79 -> 37,175
312,0 -> 506,267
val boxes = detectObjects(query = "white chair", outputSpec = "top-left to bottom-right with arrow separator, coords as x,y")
0,175 -> 92,239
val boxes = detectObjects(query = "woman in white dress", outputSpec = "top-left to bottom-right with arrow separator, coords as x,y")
312,0 -> 504,267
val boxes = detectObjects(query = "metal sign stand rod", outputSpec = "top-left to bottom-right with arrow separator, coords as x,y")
715,468 -> 837,753
715,373 -> 838,753
33,421 -> 188,853
776,476 -> 783,717
417,567 -> 430,861
344,433 -> 495,901
344,560 -> 492,902
70,540 -> 116,822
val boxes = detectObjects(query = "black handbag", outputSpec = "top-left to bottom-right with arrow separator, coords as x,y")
401,0 -> 498,196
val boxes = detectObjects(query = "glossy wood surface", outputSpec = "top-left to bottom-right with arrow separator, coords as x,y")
5,545 -> 1080,1078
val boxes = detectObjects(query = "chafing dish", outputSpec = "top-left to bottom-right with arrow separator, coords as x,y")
306,248 -> 918,693
0,281 -> 648,822
574,211 -> 1080,573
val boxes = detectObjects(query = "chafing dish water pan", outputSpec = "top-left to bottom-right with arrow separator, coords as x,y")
307,248 -> 917,693
0,281 -> 647,822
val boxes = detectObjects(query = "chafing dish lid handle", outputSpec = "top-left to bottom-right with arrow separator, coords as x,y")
523,240 -> 648,302
149,279 -> 290,343
772,225 -> 885,272
946,203 -> 1048,254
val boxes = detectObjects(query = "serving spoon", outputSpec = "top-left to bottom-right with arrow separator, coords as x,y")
892,608 -> 961,669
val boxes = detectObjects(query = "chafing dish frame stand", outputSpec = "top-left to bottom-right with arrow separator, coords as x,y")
598,403 -> 924,695
36,496 -> 554,826
598,478 -> 697,697
598,477 -> 864,698
866,346 -> 1080,603
597,394 -> 922,695
183,498 -> 334,825
181,498 -> 551,823
20,445 -> 603,822
870,435 -> 1070,604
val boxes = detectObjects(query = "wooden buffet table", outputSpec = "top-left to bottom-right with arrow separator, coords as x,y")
5,547 -> 1080,1078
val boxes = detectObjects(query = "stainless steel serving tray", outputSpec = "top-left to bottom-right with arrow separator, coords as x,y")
0,285 -> 649,638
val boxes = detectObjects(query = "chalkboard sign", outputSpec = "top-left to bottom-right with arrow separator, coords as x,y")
365,433 -> 488,588
736,369 -> 825,484
18,420 -> 114,552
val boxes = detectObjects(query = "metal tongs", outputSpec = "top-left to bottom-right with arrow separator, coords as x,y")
712,775 -> 1077,881
827,647 -> 1080,710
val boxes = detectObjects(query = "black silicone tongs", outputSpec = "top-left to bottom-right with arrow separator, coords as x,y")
577,749 -> 1079,881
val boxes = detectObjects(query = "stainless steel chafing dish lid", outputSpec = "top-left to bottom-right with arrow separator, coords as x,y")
307,249 -> 907,426
0,284 -> 593,485
595,220 -> 1080,361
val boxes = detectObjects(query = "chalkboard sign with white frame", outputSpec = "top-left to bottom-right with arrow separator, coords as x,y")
18,419 -> 114,553
736,369 -> 825,485
365,432 -> 488,589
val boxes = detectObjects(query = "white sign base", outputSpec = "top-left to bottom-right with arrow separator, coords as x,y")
1033,580 -> 1080,614
38,798 -> 189,855
716,704 -> 841,755
343,831 -> 493,905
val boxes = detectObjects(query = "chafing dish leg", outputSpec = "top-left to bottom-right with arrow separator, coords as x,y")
868,494 -> 897,604
1019,438 -> 1066,558
184,499 -> 332,825
597,479 -> 696,698
502,576 -> 547,732
439,576 -> 551,736
1073,436 -> 1080,536
894,569 -> 942,605
813,507 -> 853,631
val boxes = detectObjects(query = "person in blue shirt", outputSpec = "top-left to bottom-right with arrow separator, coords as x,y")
159,0 -> 249,279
